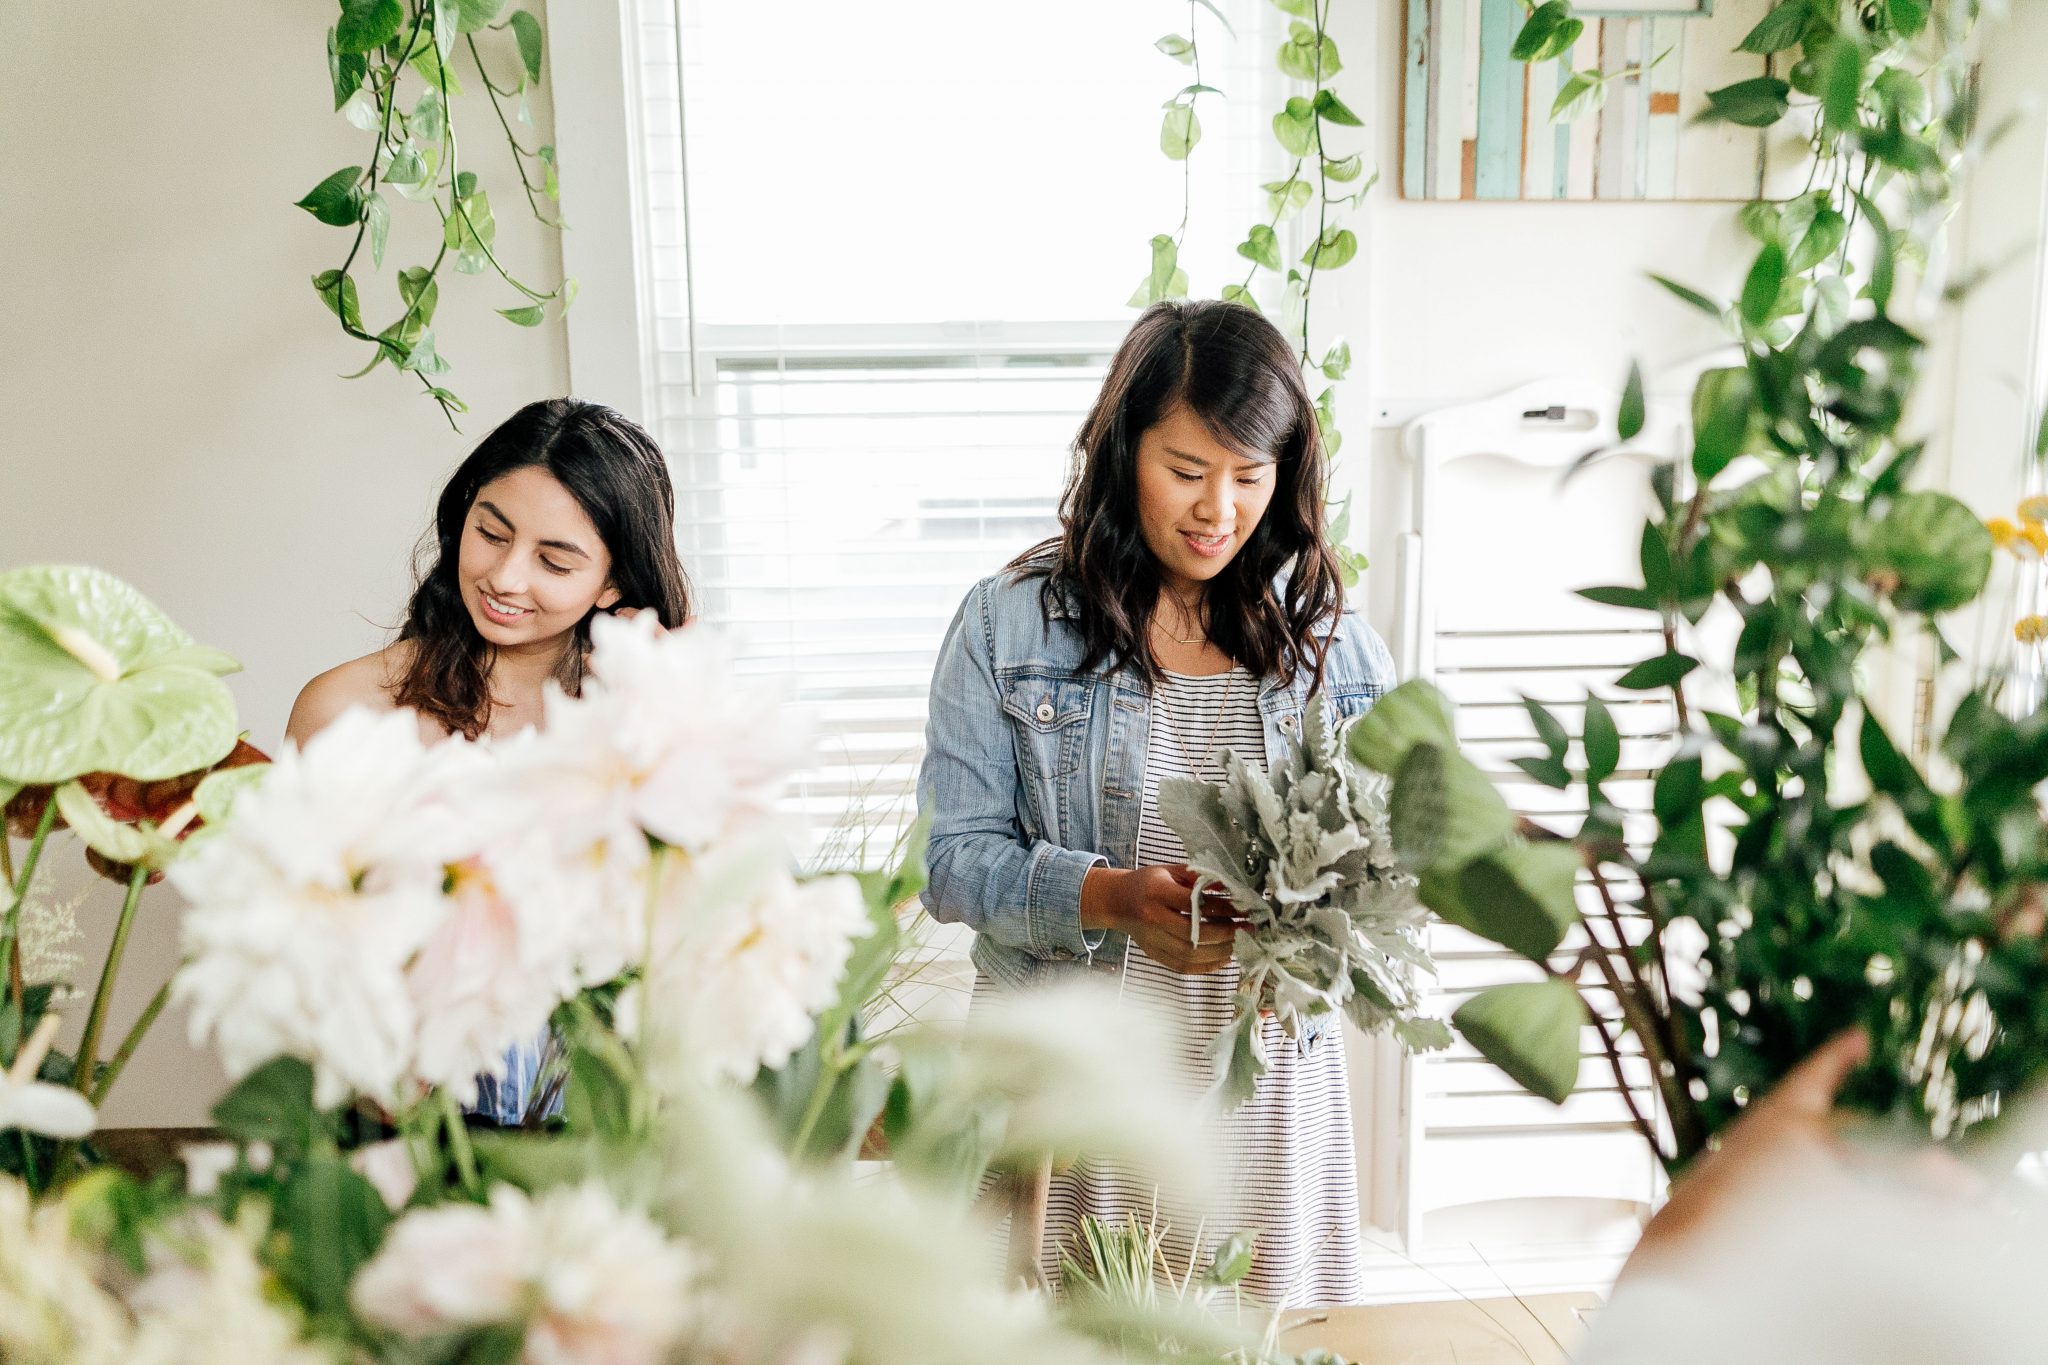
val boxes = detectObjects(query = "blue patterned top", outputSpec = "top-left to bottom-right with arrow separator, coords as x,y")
468,1032 -> 564,1127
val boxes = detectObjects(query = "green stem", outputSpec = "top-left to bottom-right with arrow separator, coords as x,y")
1299,0 -> 1333,369
466,33 -> 549,219
1,800 -> 60,1005
89,978 -> 170,1107
441,1089 -> 481,1195
17,1130 -> 38,1192
786,1046 -> 845,1159
74,863 -> 149,1097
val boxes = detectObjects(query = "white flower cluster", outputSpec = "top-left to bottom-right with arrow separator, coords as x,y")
628,834 -> 872,1085
1158,703 -> 1451,1104
172,614 -> 858,1109
351,1181 -> 700,1365
0,1182 -> 324,1365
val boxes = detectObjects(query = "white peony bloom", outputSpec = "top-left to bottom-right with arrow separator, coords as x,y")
0,1176 -> 129,1365
353,1181 -> 699,1364
171,709 -> 590,1110
0,1014 -> 96,1140
403,851 -> 570,1106
630,837 -> 870,1085
124,1210 -> 331,1365
507,615 -> 810,858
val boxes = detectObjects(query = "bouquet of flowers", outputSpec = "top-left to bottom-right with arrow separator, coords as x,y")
1158,703 -> 1450,1105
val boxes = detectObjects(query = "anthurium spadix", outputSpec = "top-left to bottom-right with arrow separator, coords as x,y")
0,565 -> 241,784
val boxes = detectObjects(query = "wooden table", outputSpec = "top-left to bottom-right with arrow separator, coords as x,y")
1277,1292 -> 1601,1364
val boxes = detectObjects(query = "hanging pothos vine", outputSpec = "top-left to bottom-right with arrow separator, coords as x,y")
302,0 -> 573,429
1138,0 -> 1373,588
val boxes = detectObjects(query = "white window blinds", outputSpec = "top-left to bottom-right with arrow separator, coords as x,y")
1389,384 -> 1678,1252
631,0 -> 1286,858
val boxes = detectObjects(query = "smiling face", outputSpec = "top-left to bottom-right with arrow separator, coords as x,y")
455,465 -> 620,651
1134,402 -> 1278,600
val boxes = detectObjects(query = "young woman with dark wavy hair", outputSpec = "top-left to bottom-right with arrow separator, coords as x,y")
285,396 -> 691,1123
918,300 -> 1394,1306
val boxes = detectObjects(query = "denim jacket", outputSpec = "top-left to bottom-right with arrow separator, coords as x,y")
917,568 -> 1397,994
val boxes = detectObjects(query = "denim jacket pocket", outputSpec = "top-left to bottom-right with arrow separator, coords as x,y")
1000,675 -> 1091,780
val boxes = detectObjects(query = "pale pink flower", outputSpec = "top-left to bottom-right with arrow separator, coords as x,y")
353,1182 -> 698,1364
348,1139 -> 419,1212
509,615 -> 810,857
630,837 -> 870,1084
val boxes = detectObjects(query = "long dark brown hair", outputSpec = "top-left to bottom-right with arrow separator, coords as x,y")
1012,299 -> 1342,687
394,398 -> 693,737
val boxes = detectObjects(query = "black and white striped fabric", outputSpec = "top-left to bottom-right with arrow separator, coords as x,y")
1031,667 -> 1365,1308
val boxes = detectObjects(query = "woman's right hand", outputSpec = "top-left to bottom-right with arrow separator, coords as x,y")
1080,864 -> 1243,974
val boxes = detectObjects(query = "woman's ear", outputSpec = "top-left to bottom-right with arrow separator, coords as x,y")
597,582 -> 622,611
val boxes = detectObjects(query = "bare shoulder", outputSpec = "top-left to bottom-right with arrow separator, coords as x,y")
285,643 -> 417,747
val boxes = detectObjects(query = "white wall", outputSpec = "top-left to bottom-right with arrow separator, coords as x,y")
1351,2 -> 1748,634
0,3 -> 568,1125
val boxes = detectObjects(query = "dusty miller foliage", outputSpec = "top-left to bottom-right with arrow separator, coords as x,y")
1160,704 -> 1450,1106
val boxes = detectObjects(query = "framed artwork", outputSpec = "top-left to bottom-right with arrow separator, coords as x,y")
1400,0 -> 1806,202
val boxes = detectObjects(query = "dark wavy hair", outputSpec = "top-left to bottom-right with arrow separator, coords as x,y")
1011,299 -> 1342,687
393,397 -> 693,737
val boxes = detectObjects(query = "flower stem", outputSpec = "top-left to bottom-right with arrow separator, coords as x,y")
0,801 -> 60,1005
74,863 -> 149,1097
441,1089 -> 481,1196
89,978 -> 170,1107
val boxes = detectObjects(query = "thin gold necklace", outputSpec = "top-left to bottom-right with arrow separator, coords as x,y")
1153,594 -> 1208,646
1158,667 -> 1240,776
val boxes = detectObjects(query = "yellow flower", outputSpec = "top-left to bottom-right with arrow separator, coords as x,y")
2017,615 -> 2048,645
2026,523 -> 2048,558
2021,495 -> 2048,525
1988,517 -> 2020,549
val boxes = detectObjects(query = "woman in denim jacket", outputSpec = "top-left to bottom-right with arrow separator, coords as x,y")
918,300 -> 1394,1306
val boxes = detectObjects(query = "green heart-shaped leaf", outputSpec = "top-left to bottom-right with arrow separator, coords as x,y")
0,566 -> 241,783
1452,840 -> 1583,962
1347,679 -> 1456,775
1452,979 -> 1587,1105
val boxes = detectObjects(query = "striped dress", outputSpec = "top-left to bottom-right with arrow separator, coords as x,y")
468,1033 -> 563,1127
1023,667 -> 1365,1307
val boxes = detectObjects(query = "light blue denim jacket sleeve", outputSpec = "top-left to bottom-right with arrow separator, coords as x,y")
918,569 -> 1398,1005
917,574 -> 1106,965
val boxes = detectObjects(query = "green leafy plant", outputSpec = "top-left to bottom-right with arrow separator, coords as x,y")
0,566 -> 265,1191
1361,0 -> 2025,1173
309,0 -> 572,427
1137,0 -> 1372,586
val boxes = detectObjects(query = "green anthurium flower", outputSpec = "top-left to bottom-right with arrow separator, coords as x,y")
0,565 -> 242,783
53,781 -> 181,871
